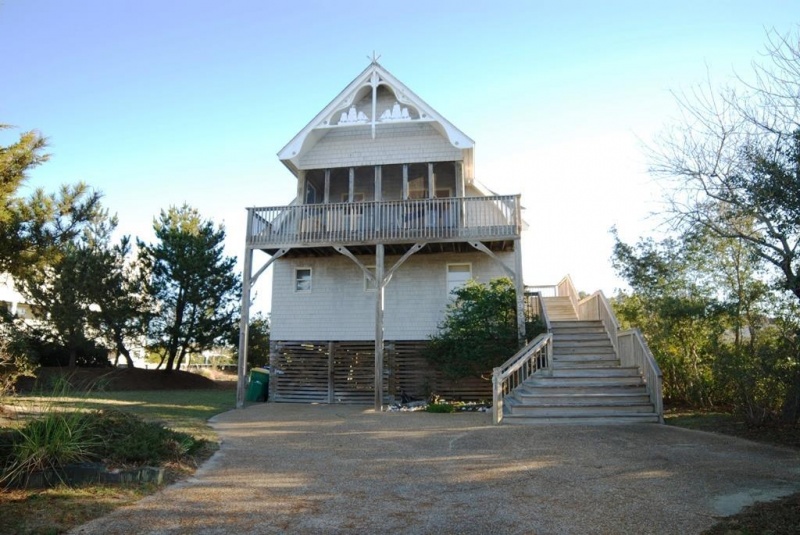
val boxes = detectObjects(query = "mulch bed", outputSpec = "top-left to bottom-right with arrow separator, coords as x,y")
14,367 -> 230,393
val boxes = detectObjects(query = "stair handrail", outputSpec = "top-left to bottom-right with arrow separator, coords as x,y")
556,275 -> 580,315
525,289 -> 551,332
578,290 -> 664,422
492,333 -> 553,424
577,290 -> 619,355
618,328 -> 664,423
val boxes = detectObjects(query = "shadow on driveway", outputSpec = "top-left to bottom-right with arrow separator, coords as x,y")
71,403 -> 800,534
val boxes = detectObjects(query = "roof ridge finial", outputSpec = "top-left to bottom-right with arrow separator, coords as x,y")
368,50 -> 381,65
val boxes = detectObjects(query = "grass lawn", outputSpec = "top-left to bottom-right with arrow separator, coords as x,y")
0,389 -> 235,535
666,409 -> 800,535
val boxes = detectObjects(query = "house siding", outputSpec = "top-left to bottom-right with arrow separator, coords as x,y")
270,251 -> 514,341
298,122 -> 463,170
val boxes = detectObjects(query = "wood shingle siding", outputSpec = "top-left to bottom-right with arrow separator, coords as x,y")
270,251 -> 514,341
298,123 -> 462,170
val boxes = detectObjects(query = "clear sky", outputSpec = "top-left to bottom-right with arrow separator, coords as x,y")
1,1 -> 798,312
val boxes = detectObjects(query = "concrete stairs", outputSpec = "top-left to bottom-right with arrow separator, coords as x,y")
503,319 -> 659,425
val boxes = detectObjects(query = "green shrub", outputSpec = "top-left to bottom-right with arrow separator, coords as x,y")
1,407 -> 206,488
426,403 -> 455,413
82,409 -> 204,466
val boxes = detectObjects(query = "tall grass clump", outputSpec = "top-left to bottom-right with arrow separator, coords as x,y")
1,377 -> 101,487
1,411 -> 101,486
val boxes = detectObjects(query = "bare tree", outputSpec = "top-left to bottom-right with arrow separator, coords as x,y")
652,28 -> 800,301
651,28 -> 800,421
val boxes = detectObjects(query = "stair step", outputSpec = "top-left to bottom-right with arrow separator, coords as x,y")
526,376 -> 644,387
518,384 -> 648,396
554,347 -> 616,355
502,414 -> 661,425
507,404 -> 656,416
552,360 -> 620,369
514,393 -> 652,405
556,339 -> 613,346
550,321 -> 604,329
554,337 -> 612,346
550,367 -> 640,378
554,353 -> 619,361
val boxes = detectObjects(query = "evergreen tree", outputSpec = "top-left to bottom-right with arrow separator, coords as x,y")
140,205 -> 240,372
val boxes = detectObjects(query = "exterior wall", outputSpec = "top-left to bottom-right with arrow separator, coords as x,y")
270,250 -> 514,341
298,122 -> 462,170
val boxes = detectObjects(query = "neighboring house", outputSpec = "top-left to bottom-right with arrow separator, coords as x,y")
0,273 -> 35,321
238,60 -> 525,408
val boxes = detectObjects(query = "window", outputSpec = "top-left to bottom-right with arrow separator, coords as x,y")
295,268 -> 312,292
364,266 -> 377,291
447,263 -> 472,295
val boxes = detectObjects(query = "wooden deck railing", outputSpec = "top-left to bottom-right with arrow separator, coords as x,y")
492,333 -> 553,424
557,275 -> 580,316
618,329 -> 664,422
524,290 -> 551,331
519,276 -> 664,423
578,291 -> 620,356
577,288 -> 663,422
247,195 -> 521,248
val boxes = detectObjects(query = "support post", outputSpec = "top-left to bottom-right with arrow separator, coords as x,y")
428,163 -> 435,199
328,341 -> 335,404
402,164 -> 409,200
374,243 -> 385,411
514,238 -> 526,345
236,246 -> 253,409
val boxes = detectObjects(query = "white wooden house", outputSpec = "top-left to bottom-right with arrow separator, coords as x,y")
236,60 -> 525,409
235,60 -> 664,425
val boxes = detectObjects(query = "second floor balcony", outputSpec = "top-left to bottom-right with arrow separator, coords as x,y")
247,195 -> 521,251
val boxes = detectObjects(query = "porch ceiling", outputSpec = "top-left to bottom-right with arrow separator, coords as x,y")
262,240 -> 515,258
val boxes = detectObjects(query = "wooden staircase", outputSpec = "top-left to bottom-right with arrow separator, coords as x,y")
503,297 -> 659,425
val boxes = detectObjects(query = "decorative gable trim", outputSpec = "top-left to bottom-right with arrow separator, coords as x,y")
278,61 -> 474,174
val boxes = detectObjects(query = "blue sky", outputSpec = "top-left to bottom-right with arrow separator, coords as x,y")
1,1 -> 798,311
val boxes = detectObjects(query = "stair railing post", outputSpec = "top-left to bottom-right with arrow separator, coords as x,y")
492,367 -> 502,424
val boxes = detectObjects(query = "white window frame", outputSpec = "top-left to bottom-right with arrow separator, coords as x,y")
446,263 -> 472,296
295,267 -> 312,292
364,266 -> 377,292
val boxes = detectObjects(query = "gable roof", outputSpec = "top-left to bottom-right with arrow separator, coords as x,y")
278,61 -> 474,175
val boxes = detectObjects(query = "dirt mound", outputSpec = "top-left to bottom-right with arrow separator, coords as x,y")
15,367 -> 229,393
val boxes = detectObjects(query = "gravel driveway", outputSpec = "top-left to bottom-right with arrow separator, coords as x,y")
71,403 -> 800,534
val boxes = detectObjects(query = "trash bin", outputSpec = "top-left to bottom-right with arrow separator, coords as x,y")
245,368 -> 270,402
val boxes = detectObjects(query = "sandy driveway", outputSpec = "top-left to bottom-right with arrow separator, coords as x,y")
71,403 -> 800,534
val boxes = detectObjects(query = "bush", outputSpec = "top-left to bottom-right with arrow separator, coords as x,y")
426,403 -> 455,413
83,409 -> 204,466
0,313 -> 38,397
0,408 -> 205,488
32,338 -> 111,368
426,278 -> 526,380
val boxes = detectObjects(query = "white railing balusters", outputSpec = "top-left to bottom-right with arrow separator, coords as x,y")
247,195 -> 520,247
492,333 -> 553,424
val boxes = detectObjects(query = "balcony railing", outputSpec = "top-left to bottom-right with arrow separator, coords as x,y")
248,195 -> 521,248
